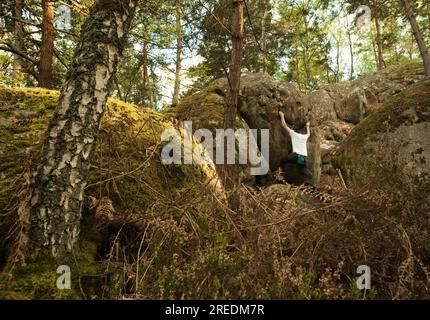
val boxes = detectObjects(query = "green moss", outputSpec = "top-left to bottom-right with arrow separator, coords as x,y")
175,82 -> 247,132
0,87 -> 215,299
0,87 -> 208,215
339,80 -> 430,150
0,241 -> 101,300
331,79 -> 430,186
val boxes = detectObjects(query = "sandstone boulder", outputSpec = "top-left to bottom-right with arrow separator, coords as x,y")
307,63 -> 425,161
174,72 -> 321,185
239,72 -> 310,172
329,79 -> 430,194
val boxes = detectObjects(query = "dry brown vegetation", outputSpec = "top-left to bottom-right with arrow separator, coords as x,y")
0,88 -> 429,300
76,156 -> 430,300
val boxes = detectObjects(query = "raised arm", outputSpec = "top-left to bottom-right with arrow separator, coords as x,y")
306,121 -> 311,137
279,111 -> 290,133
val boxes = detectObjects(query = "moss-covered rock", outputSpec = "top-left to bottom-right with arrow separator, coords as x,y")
330,79 -> 430,194
0,87 -> 220,298
174,73 -> 319,185
0,240 -> 101,299
308,62 -> 425,147
0,87 -> 215,214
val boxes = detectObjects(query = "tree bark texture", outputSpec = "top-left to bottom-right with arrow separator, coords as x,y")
12,0 -> 25,77
223,0 -> 244,210
27,0 -> 137,259
402,0 -> 430,77
172,0 -> 182,106
39,0 -> 54,88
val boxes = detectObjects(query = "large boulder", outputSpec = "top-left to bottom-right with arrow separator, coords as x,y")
172,78 -> 254,183
334,86 -> 377,124
329,79 -> 430,194
307,63 -> 425,157
174,72 -> 320,185
0,87 -> 220,261
307,89 -> 338,124
239,73 -> 309,172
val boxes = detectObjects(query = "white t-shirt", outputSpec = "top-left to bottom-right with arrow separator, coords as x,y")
288,128 -> 309,157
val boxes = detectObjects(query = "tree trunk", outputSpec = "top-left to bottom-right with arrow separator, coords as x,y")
172,0 -> 182,106
303,13 -> 311,91
259,3 -> 269,73
223,0 -> 244,211
324,49 -> 331,83
39,0 -> 54,88
374,13 -> 385,70
27,0 -> 137,259
370,28 -> 379,69
12,0 -> 24,78
335,37 -> 341,82
344,11 -> 354,80
402,0 -> 430,77
142,38 -> 150,106
295,52 -> 302,91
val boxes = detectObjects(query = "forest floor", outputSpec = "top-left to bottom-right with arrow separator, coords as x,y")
0,87 -> 429,300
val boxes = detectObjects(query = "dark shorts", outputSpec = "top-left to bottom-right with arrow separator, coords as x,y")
280,152 -> 307,166
280,152 -> 310,185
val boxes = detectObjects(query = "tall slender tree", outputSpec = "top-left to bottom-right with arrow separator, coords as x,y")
12,0 -> 25,78
27,0 -> 138,259
172,0 -> 183,106
222,0 -> 244,210
39,0 -> 54,88
259,0 -> 270,73
343,8 -> 355,79
402,0 -> 430,76
141,31 -> 151,106
373,10 -> 385,70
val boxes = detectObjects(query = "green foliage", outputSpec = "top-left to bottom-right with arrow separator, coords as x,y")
195,0 -> 283,83
277,0 -> 333,92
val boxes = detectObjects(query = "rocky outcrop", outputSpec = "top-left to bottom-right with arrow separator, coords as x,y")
239,73 -> 309,172
329,79 -> 430,194
308,63 -> 425,128
308,63 -> 426,166
172,63 -> 425,186
0,88 -> 220,217
174,72 -> 320,185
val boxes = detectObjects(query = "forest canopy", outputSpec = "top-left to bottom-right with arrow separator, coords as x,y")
1,0 -> 429,105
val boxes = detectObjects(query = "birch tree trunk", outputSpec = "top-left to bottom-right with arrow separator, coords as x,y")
402,0 -> 430,77
27,0 -> 137,259
39,0 -> 54,88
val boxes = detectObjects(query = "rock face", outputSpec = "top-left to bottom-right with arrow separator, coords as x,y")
333,87 -> 376,124
308,63 -> 425,127
329,79 -> 430,193
239,73 -> 309,172
175,72 -> 320,185
308,63 -> 426,169
0,88 -> 219,217
173,63 -> 425,186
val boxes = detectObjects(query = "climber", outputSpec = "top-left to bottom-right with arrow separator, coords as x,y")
278,111 -> 311,185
